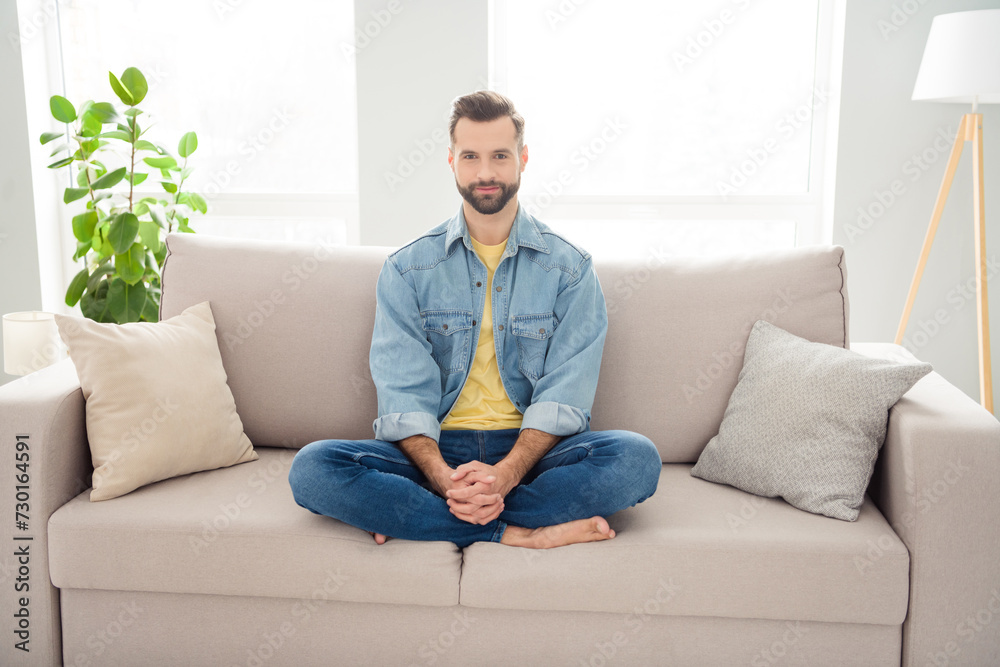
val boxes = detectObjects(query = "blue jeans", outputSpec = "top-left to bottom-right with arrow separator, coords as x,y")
288,428 -> 661,548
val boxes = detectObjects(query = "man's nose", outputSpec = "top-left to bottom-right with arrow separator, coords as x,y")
477,159 -> 497,182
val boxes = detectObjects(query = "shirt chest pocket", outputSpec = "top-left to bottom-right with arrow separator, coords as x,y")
511,312 -> 556,381
421,309 -> 473,375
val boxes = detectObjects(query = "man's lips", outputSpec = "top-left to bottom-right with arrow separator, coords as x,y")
476,186 -> 500,193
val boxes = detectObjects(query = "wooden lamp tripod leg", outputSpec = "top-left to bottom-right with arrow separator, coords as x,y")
970,113 -> 992,412
895,115 -> 969,346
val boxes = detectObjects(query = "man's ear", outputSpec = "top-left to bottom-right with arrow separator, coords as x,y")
447,146 -> 454,168
520,144 -> 529,170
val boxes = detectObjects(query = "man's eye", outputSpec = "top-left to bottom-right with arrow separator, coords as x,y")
495,154 -> 507,159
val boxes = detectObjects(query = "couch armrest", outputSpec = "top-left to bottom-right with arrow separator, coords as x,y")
0,360 -> 91,667
854,343 -> 1000,667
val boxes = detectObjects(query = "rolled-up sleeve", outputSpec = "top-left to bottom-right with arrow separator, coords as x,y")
369,258 -> 443,443
520,256 -> 608,436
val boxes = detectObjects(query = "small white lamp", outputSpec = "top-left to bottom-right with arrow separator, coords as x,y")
3,312 -> 65,376
895,8 -> 1000,412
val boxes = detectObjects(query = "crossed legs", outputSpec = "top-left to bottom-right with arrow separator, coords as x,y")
288,428 -> 660,549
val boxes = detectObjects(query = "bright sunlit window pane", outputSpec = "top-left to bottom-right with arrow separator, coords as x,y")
498,0 -> 821,197
57,0 -> 357,198
547,219 -> 796,261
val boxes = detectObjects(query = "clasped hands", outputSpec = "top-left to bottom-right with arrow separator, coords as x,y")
433,461 -> 519,526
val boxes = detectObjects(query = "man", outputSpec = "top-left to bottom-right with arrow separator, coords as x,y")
289,91 -> 661,549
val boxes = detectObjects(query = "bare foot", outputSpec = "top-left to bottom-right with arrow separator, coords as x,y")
369,531 -> 388,545
500,516 -> 616,549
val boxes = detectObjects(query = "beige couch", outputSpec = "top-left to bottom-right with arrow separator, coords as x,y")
2,233 -> 998,666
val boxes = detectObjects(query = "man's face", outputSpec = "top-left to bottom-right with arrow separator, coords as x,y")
448,117 -> 528,216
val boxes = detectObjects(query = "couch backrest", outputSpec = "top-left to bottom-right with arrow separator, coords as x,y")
160,234 -> 849,461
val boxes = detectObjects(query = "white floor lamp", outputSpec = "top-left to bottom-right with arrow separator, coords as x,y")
895,8 -> 1000,412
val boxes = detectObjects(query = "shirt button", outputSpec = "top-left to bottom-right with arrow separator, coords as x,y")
472,320 -> 477,326
476,281 -> 482,287
539,328 -> 545,334
498,324 -> 504,331
496,286 -> 502,292
442,324 -> 448,330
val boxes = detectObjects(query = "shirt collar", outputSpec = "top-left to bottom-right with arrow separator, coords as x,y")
444,203 -> 551,256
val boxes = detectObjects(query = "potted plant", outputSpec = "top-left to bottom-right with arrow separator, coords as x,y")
41,66 -> 206,323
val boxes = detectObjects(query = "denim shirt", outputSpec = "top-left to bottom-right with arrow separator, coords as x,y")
370,204 -> 608,443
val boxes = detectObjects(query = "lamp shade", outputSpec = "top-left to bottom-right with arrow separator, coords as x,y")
912,9 -> 1000,104
3,312 -> 64,376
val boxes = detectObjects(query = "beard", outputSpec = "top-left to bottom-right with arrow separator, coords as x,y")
456,173 -> 520,215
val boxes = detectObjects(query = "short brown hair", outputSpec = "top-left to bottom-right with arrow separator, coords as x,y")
449,90 -> 525,151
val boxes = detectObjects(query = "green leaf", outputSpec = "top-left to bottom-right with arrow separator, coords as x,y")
64,187 -> 88,203
123,108 -> 143,117
153,243 -> 167,266
47,156 -> 74,169
72,211 -> 98,242
189,193 -> 207,214
141,291 -> 159,322
77,167 -> 96,188
109,71 -> 133,106
108,276 -> 146,322
133,139 -> 157,152
80,113 -> 103,137
87,102 -> 121,124
65,268 -> 89,307
160,181 -> 177,194
90,166 -> 127,191
138,219 -> 162,252
144,156 -> 177,169
80,278 -> 113,323
48,143 -> 69,157
127,172 -> 148,186
99,130 -> 134,142
87,262 -> 115,292
50,96 -> 77,123
177,132 -> 198,158
40,131 -> 63,145
114,243 -> 146,285
108,212 -> 140,253
120,68 -> 148,105
148,203 -> 168,228
74,239 -> 91,261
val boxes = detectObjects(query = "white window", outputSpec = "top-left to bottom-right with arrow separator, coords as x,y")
490,0 -> 840,259
54,0 -> 358,245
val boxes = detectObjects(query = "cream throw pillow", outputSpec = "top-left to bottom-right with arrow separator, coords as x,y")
56,301 -> 257,501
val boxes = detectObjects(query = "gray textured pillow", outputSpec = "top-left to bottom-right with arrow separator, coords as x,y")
690,320 -> 932,521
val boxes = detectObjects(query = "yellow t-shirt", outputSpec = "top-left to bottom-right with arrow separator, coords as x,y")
441,235 -> 523,430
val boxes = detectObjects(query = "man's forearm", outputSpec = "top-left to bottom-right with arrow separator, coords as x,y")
396,435 -> 452,494
496,428 -> 562,486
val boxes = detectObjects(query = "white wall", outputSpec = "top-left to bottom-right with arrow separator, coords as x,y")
354,0 -> 489,246
0,0 -> 44,386
832,0 -> 1000,413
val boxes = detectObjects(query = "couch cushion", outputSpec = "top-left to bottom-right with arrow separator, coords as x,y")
592,244 -> 849,461
460,464 -> 909,625
691,320 -> 931,521
48,447 -> 461,607
160,233 -> 394,448
55,301 -> 257,501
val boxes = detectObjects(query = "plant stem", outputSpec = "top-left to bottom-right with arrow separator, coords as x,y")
129,108 -> 136,212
